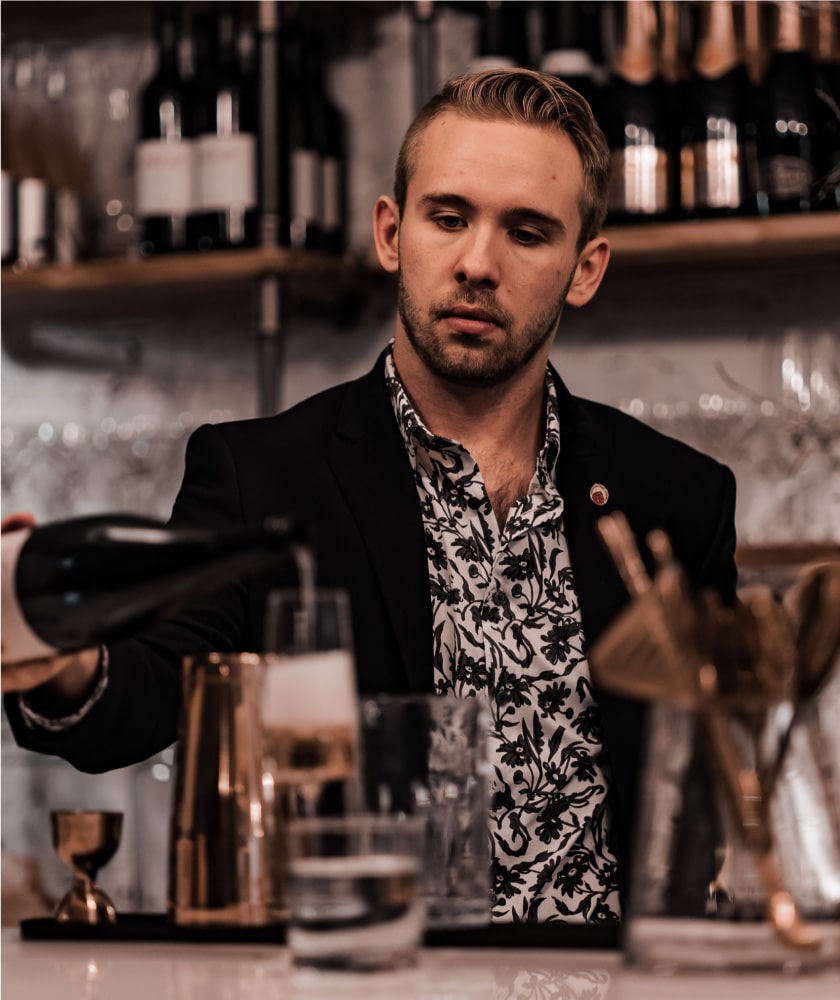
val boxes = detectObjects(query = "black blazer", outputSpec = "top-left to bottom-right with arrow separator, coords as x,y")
6,352 -> 737,878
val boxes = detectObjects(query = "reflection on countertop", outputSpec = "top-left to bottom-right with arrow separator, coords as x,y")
3,932 -> 839,1000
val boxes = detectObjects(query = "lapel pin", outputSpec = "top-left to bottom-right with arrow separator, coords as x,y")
589,483 -> 609,507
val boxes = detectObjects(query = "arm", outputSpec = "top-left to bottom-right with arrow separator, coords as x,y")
3,424 -> 254,773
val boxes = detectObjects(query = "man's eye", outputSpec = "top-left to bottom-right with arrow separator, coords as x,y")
511,228 -> 544,246
434,214 -> 464,230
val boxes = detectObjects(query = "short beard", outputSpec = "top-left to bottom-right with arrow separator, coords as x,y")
396,270 -> 573,389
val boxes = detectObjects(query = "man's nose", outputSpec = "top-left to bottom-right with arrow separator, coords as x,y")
454,228 -> 501,288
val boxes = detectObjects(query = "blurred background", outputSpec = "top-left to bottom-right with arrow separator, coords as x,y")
1,0 -> 838,921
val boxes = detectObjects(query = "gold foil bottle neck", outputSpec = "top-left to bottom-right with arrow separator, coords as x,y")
694,0 -> 741,80
612,0 -> 660,86
659,0 -> 689,85
815,0 -> 838,63
775,0 -> 805,53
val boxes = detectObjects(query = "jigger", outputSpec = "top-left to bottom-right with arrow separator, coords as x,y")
50,810 -> 123,924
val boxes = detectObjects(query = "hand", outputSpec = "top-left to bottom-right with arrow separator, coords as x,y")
2,513 -> 99,699
2,651 -> 92,694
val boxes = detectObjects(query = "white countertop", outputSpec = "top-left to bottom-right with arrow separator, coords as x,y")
3,929 -> 840,1000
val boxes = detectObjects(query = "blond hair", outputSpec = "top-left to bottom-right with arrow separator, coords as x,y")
394,68 -> 610,251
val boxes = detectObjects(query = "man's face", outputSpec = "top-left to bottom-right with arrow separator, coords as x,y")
391,112 -> 588,388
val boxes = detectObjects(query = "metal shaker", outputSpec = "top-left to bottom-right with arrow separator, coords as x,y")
168,652 -> 270,927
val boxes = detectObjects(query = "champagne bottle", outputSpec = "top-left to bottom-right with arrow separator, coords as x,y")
686,0 -> 749,218
813,0 -> 840,211
1,514 -> 305,665
539,1 -> 602,115
135,1 -> 193,255
1,74 -> 16,266
659,0 -> 691,219
754,0 -> 817,215
468,1 -> 529,72
7,47 -> 54,267
187,3 -> 258,251
284,19 -> 322,249
306,28 -> 347,255
604,0 -> 669,224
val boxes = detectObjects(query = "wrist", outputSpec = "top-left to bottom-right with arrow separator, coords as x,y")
24,647 -> 103,718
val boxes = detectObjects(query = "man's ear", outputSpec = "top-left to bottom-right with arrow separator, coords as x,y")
372,196 -> 400,274
565,236 -> 610,308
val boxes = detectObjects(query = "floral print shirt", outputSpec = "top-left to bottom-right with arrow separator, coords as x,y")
385,350 -> 621,923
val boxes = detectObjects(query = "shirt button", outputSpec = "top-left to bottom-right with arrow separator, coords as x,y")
493,592 -> 506,606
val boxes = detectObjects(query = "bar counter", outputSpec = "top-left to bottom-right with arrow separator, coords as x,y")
3,929 -> 839,999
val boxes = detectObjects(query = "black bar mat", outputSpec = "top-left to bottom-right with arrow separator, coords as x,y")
20,914 -> 621,950
425,923 -> 621,950
20,914 -> 285,945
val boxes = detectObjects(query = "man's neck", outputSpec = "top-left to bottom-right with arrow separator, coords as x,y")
392,342 -> 550,527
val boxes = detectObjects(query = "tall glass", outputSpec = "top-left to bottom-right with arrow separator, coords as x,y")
260,588 -> 360,817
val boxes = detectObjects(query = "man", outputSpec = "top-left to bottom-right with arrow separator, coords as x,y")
4,69 -> 737,923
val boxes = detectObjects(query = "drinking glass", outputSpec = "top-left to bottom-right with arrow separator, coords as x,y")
359,694 -> 493,928
260,588 -> 360,818
286,814 -> 426,971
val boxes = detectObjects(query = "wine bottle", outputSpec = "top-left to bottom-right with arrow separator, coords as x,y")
7,47 -> 54,267
187,3 -> 258,251
284,19 -> 322,249
754,0 -> 817,215
813,0 -> 840,211
539,1 -> 602,115
135,1 -> 193,255
306,28 -> 347,255
603,0 -> 669,224
686,0 -> 749,218
1,514 -> 306,666
468,1 -> 529,72
1,81 -> 17,266
659,0 -> 691,219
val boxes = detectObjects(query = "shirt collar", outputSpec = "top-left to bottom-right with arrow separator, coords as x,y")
384,346 -> 561,479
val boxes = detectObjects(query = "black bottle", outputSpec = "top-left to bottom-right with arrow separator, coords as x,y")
685,0 -> 750,218
813,0 -> 840,211
1,514 -> 305,665
754,0 -> 817,215
603,0 -> 669,225
305,28 -> 347,255
469,0 -> 530,72
187,4 -> 259,251
659,0 -> 691,219
135,1 -> 192,255
284,19 -> 322,249
539,1 -> 602,116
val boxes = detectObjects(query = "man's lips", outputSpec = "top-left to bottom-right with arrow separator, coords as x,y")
439,307 -> 502,335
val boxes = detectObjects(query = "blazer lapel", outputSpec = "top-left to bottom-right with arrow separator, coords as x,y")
326,359 -> 433,693
551,368 -> 629,643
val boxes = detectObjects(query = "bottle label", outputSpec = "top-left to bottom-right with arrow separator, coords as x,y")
694,138 -> 743,209
322,156 -> 341,232
135,139 -> 194,216
680,145 -> 696,212
759,155 -> 814,200
609,146 -> 669,214
194,134 -> 257,211
17,178 -> 52,265
1,528 -> 57,664
290,148 -> 322,246
1,171 -> 14,260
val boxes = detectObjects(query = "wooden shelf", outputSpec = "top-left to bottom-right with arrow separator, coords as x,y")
3,214 -> 839,321
736,543 -> 840,570
603,213 -> 840,271
1,248 -> 389,322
